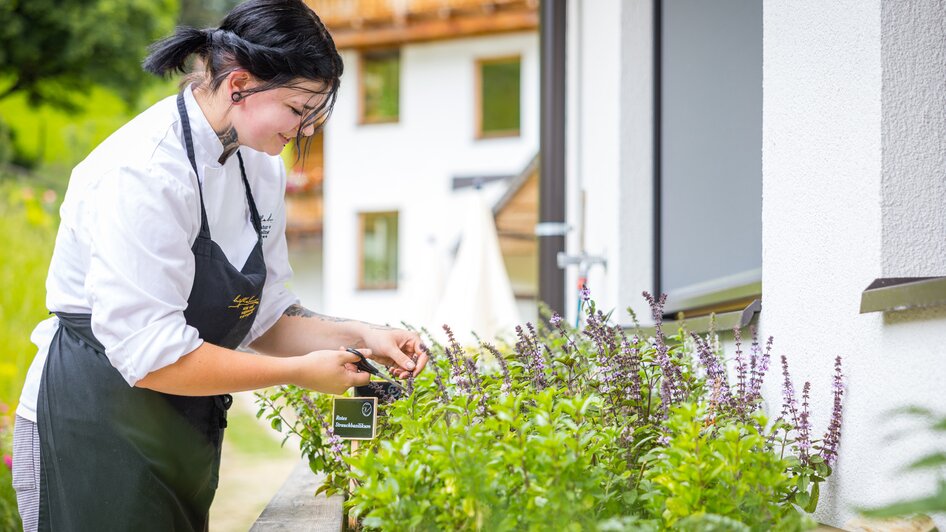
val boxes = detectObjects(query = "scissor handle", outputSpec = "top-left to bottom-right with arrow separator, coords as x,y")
346,347 -> 379,375
346,347 -> 408,393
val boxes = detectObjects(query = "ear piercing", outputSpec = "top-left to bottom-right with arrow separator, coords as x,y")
231,92 -> 244,103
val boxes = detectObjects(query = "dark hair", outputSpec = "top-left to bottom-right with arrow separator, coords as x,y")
143,0 -> 342,144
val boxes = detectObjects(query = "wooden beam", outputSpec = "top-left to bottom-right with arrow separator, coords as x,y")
330,10 -> 538,49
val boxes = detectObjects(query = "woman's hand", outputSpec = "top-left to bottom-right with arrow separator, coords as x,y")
288,348 -> 372,395
362,329 -> 429,379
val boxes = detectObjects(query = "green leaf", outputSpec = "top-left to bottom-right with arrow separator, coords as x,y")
905,452 -> 946,471
803,482 -> 820,513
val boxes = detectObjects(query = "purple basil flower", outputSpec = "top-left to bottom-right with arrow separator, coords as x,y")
302,394 -> 346,465
463,357 -> 489,418
691,333 -> 733,411
797,381 -> 812,465
516,323 -> 548,390
747,336 -> 773,403
619,329 -> 643,408
550,313 -> 563,327
431,363 -> 451,405
733,327 -> 748,403
482,342 -> 513,395
780,354 -> 801,429
820,356 -> 845,467
643,291 -> 683,410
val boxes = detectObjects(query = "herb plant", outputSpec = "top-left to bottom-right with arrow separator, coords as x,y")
258,293 -> 845,531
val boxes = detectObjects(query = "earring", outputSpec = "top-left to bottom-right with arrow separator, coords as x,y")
231,92 -> 243,103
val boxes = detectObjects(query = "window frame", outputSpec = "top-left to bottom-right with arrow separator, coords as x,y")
475,55 -> 523,139
358,48 -> 401,125
357,210 -> 399,291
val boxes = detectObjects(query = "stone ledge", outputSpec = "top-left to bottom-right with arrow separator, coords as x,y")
251,460 -> 343,532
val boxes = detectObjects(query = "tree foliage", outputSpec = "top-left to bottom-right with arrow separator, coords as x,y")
0,0 -> 179,110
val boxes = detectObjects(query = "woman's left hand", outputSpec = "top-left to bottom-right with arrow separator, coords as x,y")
361,328 -> 429,379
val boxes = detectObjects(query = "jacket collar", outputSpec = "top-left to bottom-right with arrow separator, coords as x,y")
182,85 -> 226,171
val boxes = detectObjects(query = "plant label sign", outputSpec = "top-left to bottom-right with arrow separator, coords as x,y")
332,397 -> 377,440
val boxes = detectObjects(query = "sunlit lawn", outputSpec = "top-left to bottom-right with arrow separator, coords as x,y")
211,393 -> 298,531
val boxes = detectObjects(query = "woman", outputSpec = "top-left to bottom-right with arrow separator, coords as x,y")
10,1 -> 428,529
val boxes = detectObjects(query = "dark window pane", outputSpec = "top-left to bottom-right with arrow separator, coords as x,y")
659,0 -> 762,307
361,212 -> 398,288
362,51 -> 400,122
481,59 -> 521,135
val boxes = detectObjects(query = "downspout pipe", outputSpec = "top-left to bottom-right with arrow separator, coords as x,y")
538,0 -> 567,316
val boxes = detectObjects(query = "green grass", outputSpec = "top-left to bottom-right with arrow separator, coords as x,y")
0,180 -> 57,411
225,404 -> 293,459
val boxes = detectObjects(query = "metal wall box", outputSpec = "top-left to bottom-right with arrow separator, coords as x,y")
859,277 -> 946,314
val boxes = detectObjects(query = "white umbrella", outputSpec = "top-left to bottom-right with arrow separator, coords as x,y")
434,191 -> 521,345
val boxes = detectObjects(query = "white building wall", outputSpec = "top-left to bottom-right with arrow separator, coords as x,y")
323,32 -> 539,326
564,0 -> 624,326
763,0 -> 946,527
570,0 -> 946,528
881,1 -> 946,276
617,1 -> 656,325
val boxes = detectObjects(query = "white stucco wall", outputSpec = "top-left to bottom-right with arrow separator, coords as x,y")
323,32 -> 539,326
764,0 -> 946,527
567,0 -> 946,527
564,0 -> 624,326
881,1 -> 946,277
617,0 -> 656,324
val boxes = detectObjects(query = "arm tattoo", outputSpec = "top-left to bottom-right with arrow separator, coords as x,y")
283,304 -> 394,330
216,126 -> 239,164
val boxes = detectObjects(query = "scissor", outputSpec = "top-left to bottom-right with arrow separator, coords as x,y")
346,347 -> 408,394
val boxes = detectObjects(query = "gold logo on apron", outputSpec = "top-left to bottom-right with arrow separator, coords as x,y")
229,295 -> 260,319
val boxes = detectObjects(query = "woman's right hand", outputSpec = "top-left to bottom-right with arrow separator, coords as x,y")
288,348 -> 372,395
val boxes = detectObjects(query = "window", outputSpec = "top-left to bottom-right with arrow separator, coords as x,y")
477,56 -> 521,138
358,211 -> 399,290
360,49 -> 400,123
657,0 -> 762,315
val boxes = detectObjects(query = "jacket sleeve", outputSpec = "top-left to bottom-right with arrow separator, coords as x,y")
85,162 -> 203,386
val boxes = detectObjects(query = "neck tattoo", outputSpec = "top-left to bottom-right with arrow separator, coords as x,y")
217,126 -> 239,164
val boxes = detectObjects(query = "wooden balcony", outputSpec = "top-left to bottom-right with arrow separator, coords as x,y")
305,0 -> 539,49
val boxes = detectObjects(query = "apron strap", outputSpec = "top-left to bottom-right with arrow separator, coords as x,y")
236,152 -> 263,239
176,91 -> 212,241
52,312 -> 105,353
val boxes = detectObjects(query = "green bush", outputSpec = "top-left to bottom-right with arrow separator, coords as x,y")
0,416 -> 20,529
0,178 -> 57,410
861,407 -> 946,521
259,294 -> 843,531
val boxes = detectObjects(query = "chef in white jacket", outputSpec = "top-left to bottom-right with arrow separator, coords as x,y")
10,1 -> 428,530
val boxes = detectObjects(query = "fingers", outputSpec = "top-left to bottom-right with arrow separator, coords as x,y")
349,369 -> 371,387
412,343 -> 430,376
365,345 -> 416,373
391,350 -> 417,373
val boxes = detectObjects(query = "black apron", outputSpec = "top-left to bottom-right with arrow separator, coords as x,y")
35,91 -> 268,531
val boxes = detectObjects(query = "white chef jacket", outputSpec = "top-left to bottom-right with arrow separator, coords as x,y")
16,87 -> 299,422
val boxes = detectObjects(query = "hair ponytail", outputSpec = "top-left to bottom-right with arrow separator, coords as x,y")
142,26 -> 211,76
